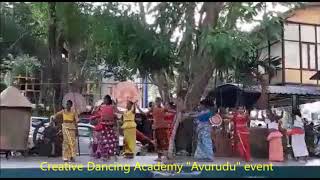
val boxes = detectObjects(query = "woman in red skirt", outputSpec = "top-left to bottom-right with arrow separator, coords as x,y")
225,106 -> 252,162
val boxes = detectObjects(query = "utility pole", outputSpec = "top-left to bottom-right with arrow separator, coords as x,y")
143,75 -> 148,108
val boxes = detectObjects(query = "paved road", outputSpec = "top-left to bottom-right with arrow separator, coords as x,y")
1,154 -> 320,169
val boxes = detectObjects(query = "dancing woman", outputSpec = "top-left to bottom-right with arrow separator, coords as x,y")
118,101 -> 137,159
137,97 -> 175,162
262,109 -> 284,162
183,100 -> 214,161
224,107 -> 252,162
89,95 -> 118,161
53,100 -> 79,162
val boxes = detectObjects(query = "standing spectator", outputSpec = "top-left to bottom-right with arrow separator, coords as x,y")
287,109 -> 309,162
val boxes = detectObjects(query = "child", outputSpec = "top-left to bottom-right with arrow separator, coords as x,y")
121,101 -> 137,159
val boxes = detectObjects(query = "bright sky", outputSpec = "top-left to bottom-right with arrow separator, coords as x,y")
92,2 -> 291,41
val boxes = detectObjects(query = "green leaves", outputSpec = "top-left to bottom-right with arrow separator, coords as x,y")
4,54 -> 41,77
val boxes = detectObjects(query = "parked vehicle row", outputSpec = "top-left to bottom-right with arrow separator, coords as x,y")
28,116 -> 143,156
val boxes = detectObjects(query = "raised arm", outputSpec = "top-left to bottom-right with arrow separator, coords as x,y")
182,111 -> 199,118
114,106 -> 125,115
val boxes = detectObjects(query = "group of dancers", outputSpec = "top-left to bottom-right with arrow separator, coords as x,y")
52,95 -> 177,162
52,95 -> 313,163
183,99 -> 311,162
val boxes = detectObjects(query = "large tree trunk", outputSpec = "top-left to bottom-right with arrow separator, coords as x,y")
167,2 -> 224,159
256,75 -> 269,109
150,71 -> 171,103
48,2 -> 61,112
167,96 -> 185,159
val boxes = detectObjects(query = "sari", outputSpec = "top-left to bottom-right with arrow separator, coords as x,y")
232,113 -> 251,162
56,110 -> 77,161
62,123 -> 77,161
121,109 -> 137,158
194,110 -> 214,161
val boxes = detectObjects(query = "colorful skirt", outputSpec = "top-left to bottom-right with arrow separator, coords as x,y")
267,131 -> 284,162
62,123 -> 77,161
94,125 -> 118,158
194,122 -> 214,161
154,128 -> 169,153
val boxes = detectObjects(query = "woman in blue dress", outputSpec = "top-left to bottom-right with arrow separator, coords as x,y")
184,100 -> 214,161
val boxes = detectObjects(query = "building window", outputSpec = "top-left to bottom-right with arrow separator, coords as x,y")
270,42 -> 282,67
302,43 -> 308,69
301,25 -> 315,43
284,23 -> 299,41
285,41 -> 300,68
317,26 -> 320,43
309,44 -> 316,70
301,43 -> 317,70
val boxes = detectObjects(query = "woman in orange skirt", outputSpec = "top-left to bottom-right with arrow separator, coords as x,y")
262,109 -> 284,162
